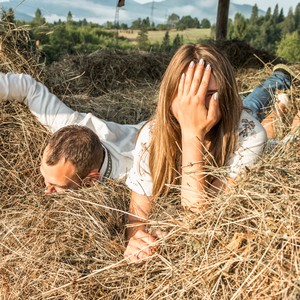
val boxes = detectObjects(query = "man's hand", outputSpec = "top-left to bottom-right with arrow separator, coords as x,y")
124,229 -> 157,263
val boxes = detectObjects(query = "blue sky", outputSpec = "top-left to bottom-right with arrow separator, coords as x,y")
136,0 -> 297,14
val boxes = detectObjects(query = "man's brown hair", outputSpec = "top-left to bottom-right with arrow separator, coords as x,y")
46,125 -> 104,179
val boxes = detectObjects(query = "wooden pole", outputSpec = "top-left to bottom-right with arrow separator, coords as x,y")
215,0 -> 230,41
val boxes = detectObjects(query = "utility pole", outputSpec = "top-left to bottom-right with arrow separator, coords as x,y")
215,0 -> 230,41
114,1 -> 121,45
151,0 -> 155,25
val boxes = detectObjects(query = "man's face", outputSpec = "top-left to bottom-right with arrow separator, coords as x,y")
40,147 -> 81,194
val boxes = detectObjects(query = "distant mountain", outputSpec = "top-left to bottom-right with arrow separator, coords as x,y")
0,0 -> 264,25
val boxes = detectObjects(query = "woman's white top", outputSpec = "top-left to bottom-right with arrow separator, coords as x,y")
126,110 -> 267,196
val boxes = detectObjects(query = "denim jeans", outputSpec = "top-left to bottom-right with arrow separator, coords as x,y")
242,71 -> 291,122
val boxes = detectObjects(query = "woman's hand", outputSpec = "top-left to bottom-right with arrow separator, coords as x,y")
172,59 -> 221,141
124,229 -> 157,263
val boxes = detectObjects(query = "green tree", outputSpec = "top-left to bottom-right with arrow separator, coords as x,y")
265,7 -> 272,22
295,3 -> 300,31
172,33 -> 183,52
276,31 -> 300,62
230,13 -> 247,40
136,27 -> 148,50
161,30 -> 171,52
201,18 -> 211,29
281,8 -> 296,36
67,11 -> 73,24
131,18 -> 142,29
32,8 -> 45,26
177,16 -> 200,30
167,13 -> 180,29
272,4 -> 279,23
278,8 -> 285,23
249,4 -> 259,24
6,8 -> 15,23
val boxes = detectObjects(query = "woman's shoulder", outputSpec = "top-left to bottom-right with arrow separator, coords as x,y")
238,109 -> 266,140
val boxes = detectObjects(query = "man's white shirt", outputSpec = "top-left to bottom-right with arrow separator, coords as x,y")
0,72 -> 144,180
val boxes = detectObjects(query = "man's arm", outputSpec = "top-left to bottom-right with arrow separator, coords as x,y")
0,72 -> 84,133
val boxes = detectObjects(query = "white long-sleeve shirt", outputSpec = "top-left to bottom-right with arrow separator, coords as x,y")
0,72 -> 144,180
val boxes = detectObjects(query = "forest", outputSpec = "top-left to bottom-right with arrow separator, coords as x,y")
1,3 -> 300,63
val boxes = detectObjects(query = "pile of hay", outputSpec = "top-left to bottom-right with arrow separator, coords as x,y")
0,22 -> 43,79
1,24 -> 299,299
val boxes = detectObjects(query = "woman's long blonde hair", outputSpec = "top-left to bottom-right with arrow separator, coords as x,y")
148,43 -> 242,199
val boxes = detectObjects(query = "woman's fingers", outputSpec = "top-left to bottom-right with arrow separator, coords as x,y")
183,61 -> 196,95
197,63 -> 211,99
207,92 -> 221,130
124,229 -> 157,263
189,58 -> 205,95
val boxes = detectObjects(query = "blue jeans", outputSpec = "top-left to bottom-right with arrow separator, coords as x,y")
242,71 -> 291,122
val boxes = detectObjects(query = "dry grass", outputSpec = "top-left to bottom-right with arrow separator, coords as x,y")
0,23 -> 299,299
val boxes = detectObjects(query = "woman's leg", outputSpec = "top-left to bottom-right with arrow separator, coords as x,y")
243,67 -> 292,122
261,100 -> 289,138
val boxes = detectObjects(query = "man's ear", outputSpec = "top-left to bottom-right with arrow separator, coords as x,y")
82,169 -> 100,186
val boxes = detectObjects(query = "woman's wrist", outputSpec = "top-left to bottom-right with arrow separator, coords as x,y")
181,132 -> 205,143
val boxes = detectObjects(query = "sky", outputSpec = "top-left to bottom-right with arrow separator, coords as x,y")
135,0 -> 297,14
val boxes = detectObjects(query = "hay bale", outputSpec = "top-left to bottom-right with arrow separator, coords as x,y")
1,22 -> 299,298
0,21 -> 43,79
44,49 -> 170,98
1,71 -> 299,299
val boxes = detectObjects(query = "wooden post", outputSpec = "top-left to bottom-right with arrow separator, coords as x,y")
215,0 -> 230,41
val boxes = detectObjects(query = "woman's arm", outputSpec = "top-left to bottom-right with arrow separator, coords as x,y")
174,60 -> 221,209
124,191 -> 157,263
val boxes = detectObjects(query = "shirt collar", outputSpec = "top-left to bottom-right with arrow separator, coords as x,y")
99,146 -> 112,181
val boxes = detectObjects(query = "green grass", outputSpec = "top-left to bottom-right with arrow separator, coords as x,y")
116,28 -> 212,44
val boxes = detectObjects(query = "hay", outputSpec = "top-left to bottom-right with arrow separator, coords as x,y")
0,22 -> 300,299
0,22 -> 43,79
1,98 -> 299,299
44,49 -> 170,98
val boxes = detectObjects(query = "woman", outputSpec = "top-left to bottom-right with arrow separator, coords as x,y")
124,44 -> 291,263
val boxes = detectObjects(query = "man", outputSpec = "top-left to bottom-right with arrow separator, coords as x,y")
0,72 -> 143,193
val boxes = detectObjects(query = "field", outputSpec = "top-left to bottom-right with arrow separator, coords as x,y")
117,28 -> 211,44
0,25 -> 300,299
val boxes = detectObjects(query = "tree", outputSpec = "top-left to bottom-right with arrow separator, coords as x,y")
249,4 -> 258,24
161,30 -> 171,52
278,8 -> 285,23
201,18 -> 211,29
131,18 -> 142,29
265,7 -> 272,22
230,13 -> 247,40
281,8 -> 295,36
67,11 -> 73,24
172,34 -> 183,52
6,8 -> 15,23
136,27 -> 148,50
272,4 -> 279,23
177,16 -> 200,30
276,31 -> 300,62
32,8 -> 45,26
167,13 -> 180,29
295,3 -> 300,31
